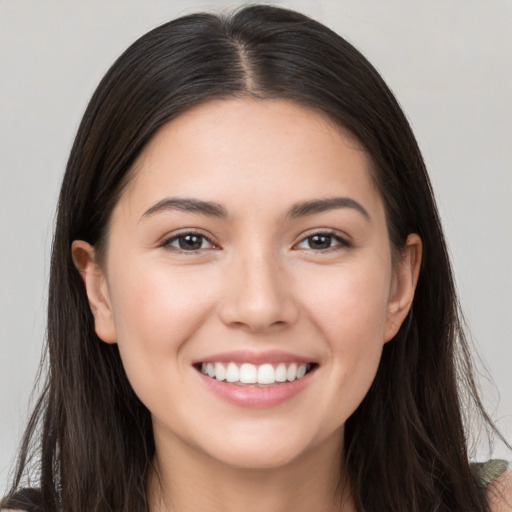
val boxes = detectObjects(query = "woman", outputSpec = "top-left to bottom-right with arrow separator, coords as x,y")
2,5 -> 510,511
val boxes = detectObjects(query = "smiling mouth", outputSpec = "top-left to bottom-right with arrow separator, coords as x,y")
194,362 -> 318,387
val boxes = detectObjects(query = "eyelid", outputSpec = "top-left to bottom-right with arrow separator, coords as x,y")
293,229 -> 352,251
158,228 -> 351,253
160,229 -> 220,252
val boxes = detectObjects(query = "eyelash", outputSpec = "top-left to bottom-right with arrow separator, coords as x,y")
162,231 -> 217,253
294,230 -> 351,252
161,230 -> 351,254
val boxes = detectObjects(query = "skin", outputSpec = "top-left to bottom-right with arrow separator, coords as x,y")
489,471 -> 512,512
73,98 -> 422,512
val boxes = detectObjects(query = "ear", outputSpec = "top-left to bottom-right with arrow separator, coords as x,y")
71,240 -> 117,344
384,233 -> 422,342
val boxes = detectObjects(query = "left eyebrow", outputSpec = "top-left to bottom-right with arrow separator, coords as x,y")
286,197 -> 371,221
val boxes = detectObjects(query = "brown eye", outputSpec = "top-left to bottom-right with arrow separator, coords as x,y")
295,232 -> 350,251
164,233 -> 215,252
307,234 -> 333,250
179,234 -> 204,250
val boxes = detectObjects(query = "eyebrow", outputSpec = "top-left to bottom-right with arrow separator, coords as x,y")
142,197 -> 228,219
287,197 -> 370,221
142,196 -> 370,222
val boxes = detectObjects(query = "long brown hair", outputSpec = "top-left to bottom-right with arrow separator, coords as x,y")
2,5 -> 506,511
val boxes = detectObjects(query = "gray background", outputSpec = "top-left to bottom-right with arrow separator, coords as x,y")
1,0 -> 511,492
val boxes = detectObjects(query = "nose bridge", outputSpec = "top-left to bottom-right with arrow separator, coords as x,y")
219,242 -> 297,331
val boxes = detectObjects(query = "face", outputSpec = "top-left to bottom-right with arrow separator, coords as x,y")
74,98 -> 420,471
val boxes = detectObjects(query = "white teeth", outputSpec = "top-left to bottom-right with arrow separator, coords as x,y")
275,363 -> 287,382
214,362 -> 226,381
239,363 -> 257,384
257,363 -> 275,384
286,363 -> 297,381
226,362 -> 239,383
199,361 -> 313,385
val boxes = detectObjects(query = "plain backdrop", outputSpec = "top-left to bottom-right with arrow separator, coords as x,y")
1,0 -> 511,493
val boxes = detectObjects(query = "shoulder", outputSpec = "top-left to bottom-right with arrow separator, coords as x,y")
488,468 -> 512,512
474,460 -> 512,512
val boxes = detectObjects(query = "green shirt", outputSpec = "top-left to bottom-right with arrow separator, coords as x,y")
473,458 -> 510,486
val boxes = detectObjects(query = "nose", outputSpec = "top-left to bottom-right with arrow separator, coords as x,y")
218,249 -> 299,333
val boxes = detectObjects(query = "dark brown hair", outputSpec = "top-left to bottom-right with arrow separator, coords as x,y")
2,5 -> 505,511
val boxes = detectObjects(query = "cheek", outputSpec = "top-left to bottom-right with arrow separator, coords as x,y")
301,259 -> 391,343
297,259 -> 391,420
106,260 -> 216,394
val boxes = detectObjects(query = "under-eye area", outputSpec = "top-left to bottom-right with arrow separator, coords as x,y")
194,362 -> 319,386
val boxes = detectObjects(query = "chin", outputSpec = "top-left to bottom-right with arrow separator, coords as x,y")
193,422 -> 337,471
207,443 -> 309,471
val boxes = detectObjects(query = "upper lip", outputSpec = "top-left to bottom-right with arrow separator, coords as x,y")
193,350 -> 317,365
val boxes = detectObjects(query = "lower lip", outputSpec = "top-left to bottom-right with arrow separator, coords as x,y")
196,367 -> 317,408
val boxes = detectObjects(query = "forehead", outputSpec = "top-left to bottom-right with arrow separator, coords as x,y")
117,98 -> 382,220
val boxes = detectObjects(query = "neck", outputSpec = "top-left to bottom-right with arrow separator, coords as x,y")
148,429 -> 355,512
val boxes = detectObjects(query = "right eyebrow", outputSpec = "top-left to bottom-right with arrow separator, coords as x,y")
141,197 -> 228,220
